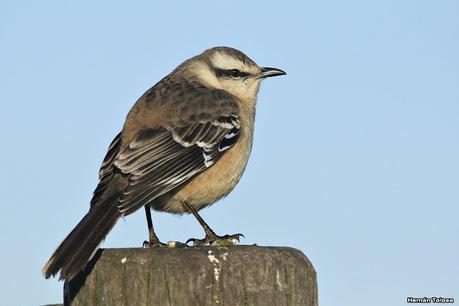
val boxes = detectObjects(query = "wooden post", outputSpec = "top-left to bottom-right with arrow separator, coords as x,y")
63,246 -> 318,306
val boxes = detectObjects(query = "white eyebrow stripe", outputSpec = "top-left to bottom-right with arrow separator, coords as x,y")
211,52 -> 245,71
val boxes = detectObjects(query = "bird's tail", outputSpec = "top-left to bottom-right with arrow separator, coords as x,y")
43,198 -> 121,280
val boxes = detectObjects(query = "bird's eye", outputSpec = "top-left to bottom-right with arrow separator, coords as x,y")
215,68 -> 249,79
228,69 -> 243,78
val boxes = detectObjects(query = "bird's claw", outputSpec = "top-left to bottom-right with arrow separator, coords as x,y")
143,240 -> 188,248
143,240 -> 167,248
186,233 -> 244,247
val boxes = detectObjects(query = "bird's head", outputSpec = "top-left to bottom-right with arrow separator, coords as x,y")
182,46 -> 286,103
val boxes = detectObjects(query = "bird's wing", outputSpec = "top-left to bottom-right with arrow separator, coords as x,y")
109,88 -> 240,215
90,132 -> 122,207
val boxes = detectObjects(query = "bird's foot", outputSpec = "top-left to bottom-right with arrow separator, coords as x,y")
143,240 -> 167,248
143,240 -> 187,248
186,233 -> 244,247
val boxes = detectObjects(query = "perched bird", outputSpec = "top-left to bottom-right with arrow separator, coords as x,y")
43,46 -> 286,280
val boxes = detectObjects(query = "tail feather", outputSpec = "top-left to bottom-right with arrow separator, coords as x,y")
43,198 -> 121,280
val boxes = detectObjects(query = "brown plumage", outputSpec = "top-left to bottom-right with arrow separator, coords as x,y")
43,46 -> 286,280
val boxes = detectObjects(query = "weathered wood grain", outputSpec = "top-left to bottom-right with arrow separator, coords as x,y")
63,246 -> 317,306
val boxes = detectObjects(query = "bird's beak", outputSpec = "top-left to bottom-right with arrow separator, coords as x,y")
256,67 -> 287,79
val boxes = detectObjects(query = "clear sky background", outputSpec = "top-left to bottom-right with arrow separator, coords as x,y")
1,1 -> 458,305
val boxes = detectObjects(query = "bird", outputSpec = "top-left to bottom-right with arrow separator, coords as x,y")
43,46 -> 286,281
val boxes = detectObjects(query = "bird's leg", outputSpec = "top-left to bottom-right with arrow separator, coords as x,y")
143,205 -> 167,248
143,206 -> 186,248
183,201 -> 244,247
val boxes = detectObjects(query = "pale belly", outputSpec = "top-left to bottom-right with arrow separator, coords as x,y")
160,132 -> 253,213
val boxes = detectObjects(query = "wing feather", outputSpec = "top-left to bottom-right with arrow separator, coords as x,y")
90,132 -> 122,207
89,85 -> 241,215
115,115 -> 240,215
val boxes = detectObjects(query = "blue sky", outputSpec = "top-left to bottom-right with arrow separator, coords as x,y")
1,1 -> 458,305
